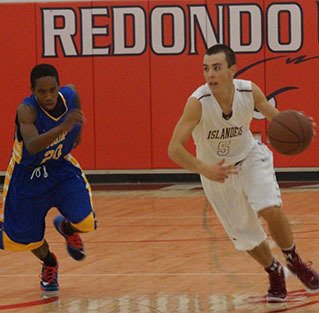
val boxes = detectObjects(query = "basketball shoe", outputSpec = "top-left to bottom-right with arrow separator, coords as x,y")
54,215 -> 85,261
286,255 -> 319,292
40,254 -> 59,291
266,263 -> 287,302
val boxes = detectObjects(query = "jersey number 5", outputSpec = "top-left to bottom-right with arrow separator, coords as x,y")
217,141 -> 231,156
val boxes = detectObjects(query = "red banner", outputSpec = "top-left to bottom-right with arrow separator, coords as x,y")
0,0 -> 318,170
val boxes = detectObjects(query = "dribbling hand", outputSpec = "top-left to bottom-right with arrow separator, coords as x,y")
308,116 -> 317,137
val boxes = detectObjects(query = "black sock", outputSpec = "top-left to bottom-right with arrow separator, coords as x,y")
42,252 -> 57,267
265,259 -> 281,273
63,221 -> 79,236
282,244 -> 298,262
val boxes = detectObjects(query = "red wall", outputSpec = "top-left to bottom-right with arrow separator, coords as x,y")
0,0 -> 318,170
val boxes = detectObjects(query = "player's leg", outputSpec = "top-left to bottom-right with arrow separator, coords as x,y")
259,206 -> 319,292
239,142 -> 288,301
54,166 -> 96,261
54,212 -> 95,260
1,191 -> 58,291
247,240 -> 287,302
245,142 -> 319,293
202,165 -> 287,302
32,240 -> 59,291
258,206 -> 293,248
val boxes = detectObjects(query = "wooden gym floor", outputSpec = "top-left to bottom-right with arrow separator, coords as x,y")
0,181 -> 318,312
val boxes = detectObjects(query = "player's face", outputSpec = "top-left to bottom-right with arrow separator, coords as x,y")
203,52 -> 236,92
31,76 -> 59,111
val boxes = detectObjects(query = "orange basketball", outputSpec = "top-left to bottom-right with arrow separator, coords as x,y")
267,110 -> 313,155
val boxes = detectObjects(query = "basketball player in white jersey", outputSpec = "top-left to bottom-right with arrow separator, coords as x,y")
168,44 -> 319,302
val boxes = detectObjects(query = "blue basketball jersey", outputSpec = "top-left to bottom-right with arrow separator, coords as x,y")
17,86 -> 81,167
3,86 -> 84,198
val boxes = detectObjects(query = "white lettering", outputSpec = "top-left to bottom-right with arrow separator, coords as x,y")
267,4 -> 302,51
151,6 -> 185,54
42,9 -> 77,57
41,4 -> 305,57
113,7 -> 146,55
189,5 -> 222,54
81,8 -> 110,56
229,5 -> 262,52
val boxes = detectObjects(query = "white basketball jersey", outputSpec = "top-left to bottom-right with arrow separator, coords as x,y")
191,79 -> 256,165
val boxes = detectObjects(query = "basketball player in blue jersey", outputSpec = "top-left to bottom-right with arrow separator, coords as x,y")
168,44 -> 319,302
0,64 -> 96,291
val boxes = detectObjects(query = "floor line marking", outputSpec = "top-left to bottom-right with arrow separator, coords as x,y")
0,272 -> 277,277
0,296 -> 58,311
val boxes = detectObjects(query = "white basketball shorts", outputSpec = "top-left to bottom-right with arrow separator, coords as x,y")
201,142 -> 282,251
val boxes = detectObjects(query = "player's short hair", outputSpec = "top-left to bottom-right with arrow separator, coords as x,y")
205,44 -> 236,67
30,63 -> 60,88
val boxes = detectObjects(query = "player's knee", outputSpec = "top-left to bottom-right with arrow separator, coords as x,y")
258,205 -> 281,221
71,212 -> 96,233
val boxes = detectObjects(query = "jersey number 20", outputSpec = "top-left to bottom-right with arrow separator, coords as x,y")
40,144 -> 63,164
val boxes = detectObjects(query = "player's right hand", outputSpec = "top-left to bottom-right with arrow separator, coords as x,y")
62,109 -> 86,131
201,159 -> 239,183
308,116 -> 317,137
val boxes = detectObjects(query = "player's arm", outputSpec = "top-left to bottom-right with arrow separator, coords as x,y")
66,84 -> 83,148
252,82 -> 279,121
168,97 -> 238,182
18,103 -> 84,155
168,97 -> 203,173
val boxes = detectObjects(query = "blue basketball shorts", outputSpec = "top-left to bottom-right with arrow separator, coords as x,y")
0,158 -> 95,251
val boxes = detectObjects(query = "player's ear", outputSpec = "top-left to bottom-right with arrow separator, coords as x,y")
30,86 -> 34,94
230,64 -> 237,76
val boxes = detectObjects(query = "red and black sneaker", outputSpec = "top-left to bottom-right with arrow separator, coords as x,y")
40,254 -> 59,291
266,264 -> 287,302
287,255 -> 319,292
54,215 -> 85,261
